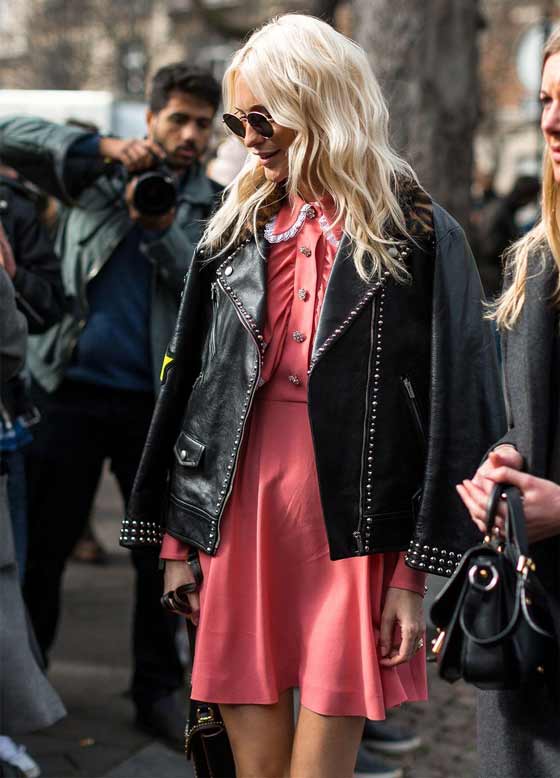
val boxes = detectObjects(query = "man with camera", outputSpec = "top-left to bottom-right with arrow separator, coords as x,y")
0,63 -> 221,745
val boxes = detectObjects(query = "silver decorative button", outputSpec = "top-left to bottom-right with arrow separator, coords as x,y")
288,374 -> 302,386
180,449 -> 187,459
292,331 -> 306,343
299,246 -> 312,257
306,206 -> 317,219
224,266 -> 233,276
297,288 -> 308,301
388,246 -> 399,258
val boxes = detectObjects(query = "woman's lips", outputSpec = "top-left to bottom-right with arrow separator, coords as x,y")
256,150 -> 280,166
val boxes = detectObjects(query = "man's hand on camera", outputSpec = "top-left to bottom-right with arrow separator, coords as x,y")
98,137 -> 164,172
124,178 -> 176,231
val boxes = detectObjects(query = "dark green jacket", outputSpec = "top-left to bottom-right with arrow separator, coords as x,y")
0,115 -> 221,392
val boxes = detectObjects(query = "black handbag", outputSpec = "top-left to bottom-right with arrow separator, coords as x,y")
184,553 -> 236,778
430,483 -> 557,689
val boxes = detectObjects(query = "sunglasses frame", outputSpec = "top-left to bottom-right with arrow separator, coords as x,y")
222,111 -> 275,139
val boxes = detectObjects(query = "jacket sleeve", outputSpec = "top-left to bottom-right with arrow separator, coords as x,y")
0,116 -> 98,203
10,194 -> 65,334
406,211 -> 507,576
0,268 -> 27,383
141,221 -> 198,297
120,253 -> 210,546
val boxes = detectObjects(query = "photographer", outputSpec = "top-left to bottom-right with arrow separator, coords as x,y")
0,63 -> 221,745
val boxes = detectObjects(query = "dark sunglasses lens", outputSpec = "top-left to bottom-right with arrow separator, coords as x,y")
222,113 -> 245,138
248,113 -> 274,138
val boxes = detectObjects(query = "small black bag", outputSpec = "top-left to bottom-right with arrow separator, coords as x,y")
430,483 -> 556,689
183,553 -> 236,778
185,618 -> 235,778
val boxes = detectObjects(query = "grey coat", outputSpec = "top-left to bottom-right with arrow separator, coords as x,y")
478,250 -> 560,778
0,270 -> 65,733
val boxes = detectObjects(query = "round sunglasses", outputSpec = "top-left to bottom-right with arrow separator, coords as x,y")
222,111 -> 274,139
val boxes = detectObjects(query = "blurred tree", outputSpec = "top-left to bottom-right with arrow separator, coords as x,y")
354,0 -> 481,229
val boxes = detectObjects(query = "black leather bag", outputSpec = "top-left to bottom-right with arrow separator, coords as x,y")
430,484 -> 556,689
185,619 -> 236,778
183,553 -> 236,778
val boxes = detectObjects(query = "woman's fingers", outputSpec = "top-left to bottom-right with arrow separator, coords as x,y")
379,607 -> 395,658
187,593 -> 200,626
486,465 -> 531,491
456,480 -> 489,523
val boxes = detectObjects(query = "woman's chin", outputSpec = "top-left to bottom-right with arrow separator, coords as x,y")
263,166 -> 289,184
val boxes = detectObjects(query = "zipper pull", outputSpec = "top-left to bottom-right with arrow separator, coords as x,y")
353,531 -> 364,554
403,376 -> 415,399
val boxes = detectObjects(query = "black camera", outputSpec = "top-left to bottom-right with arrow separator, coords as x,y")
131,163 -> 177,216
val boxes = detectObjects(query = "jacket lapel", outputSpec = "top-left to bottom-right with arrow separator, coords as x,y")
311,234 -> 384,366
215,237 -> 269,349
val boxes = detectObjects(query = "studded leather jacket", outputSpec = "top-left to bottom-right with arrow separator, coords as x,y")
120,187 -> 505,576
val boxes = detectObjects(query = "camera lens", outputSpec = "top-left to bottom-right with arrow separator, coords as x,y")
133,171 -> 177,216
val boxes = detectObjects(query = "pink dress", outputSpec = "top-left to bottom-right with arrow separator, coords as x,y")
162,197 -> 427,718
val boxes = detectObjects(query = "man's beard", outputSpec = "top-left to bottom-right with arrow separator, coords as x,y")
152,128 -> 203,171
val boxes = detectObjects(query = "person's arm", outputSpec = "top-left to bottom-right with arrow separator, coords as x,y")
0,267 -> 27,383
9,194 -> 65,333
0,115 -> 94,202
389,552 -> 426,596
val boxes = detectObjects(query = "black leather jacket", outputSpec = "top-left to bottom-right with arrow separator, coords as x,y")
120,189 -> 505,576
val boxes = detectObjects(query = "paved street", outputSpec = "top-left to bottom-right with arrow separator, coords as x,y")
19,469 -> 478,778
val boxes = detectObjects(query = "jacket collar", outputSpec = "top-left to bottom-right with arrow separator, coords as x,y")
216,231 -> 387,364
178,161 -> 219,206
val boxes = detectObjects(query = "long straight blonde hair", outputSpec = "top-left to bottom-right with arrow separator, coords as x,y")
495,29 -> 560,329
199,14 -> 418,282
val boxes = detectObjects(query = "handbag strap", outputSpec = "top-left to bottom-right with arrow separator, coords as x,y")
486,483 -> 529,559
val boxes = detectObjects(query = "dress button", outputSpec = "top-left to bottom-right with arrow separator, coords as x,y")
292,331 -> 306,343
224,266 -> 233,276
297,288 -> 308,301
299,246 -> 312,257
180,449 -> 187,459
288,375 -> 302,386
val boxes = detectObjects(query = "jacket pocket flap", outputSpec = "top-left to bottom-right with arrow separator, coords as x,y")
174,432 -> 205,467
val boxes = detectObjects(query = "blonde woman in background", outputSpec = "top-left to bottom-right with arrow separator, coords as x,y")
458,27 -> 560,778
122,14 -> 503,777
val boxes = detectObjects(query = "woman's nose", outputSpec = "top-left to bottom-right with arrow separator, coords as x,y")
543,101 -> 560,135
243,123 -> 261,148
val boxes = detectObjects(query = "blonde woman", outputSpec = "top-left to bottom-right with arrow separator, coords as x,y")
458,28 -> 560,778
121,14 -> 503,777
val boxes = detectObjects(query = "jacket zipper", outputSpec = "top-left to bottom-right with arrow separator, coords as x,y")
209,282 -> 218,361
214,277 -> 262,548
401,376 -> 427,451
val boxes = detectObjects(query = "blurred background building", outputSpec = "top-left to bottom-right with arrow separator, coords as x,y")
0,0 -> 556,194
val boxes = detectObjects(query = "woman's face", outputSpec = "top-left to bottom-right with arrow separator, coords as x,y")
541,52 -> 560,183
232,75 -> 296,184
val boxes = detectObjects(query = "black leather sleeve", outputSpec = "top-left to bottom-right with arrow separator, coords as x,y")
125,253 -> 211,528
408,205 -> 507,571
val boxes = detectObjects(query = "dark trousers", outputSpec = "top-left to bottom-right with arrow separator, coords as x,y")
24,379 -> 182,711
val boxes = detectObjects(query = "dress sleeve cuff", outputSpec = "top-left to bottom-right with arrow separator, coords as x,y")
160,532 -> 189,561
389,552 -> 427,596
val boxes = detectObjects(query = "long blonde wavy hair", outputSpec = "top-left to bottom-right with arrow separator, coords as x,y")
495,29 -> 560,329
199,13 -> 418,282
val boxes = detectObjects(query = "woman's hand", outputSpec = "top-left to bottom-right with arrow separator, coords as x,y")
163,559 -> 200,625
459,464 -> 560,544
379,587 -> 424,667
456,445 -> 523,534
